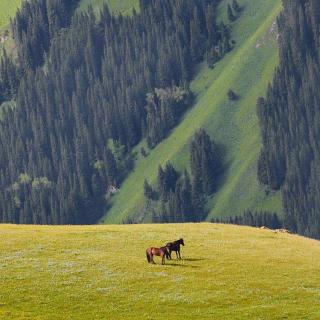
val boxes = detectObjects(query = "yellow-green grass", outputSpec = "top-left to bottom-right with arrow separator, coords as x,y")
0,0 -> 20,55
0,223 -> 320,319
102,0 -> 283,224
78,0 -> 139,15
0,0 -> 20,32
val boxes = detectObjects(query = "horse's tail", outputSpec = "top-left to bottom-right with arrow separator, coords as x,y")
146,250 -> 151,263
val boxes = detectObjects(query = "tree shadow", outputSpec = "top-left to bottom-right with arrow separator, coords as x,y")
165,263 -> 200,269
181,258 -> 205,262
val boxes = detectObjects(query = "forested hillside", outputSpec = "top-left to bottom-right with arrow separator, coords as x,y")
0,0 -> 232,224
103,0 -> 283,224
5,0 -> 320,236
258,0 -> 320,239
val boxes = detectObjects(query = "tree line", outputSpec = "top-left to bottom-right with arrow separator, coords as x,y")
212,210 -> 282,230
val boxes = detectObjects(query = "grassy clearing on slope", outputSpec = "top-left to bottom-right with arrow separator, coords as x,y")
102,0 -> 283,224
0,0 -> 20,32
0,0 -> 20,55
78,0 -> 139,15
0,223 -> 319,319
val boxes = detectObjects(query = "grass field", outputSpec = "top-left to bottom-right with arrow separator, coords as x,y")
0,223 -> 320,319
102,0 -> 283,224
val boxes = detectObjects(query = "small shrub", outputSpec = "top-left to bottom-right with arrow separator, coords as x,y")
228,89 -> 239,101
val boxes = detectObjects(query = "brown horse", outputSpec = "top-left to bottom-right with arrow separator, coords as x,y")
166,238 -> 185,260
146,246 -> 168,265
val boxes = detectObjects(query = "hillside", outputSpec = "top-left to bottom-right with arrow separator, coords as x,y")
0,0 -> 236,225
1,223 -> 319,319
0,0 -> 283,226
102,0 -> 283,224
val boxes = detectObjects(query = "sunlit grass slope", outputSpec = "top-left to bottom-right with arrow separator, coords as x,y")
1,223 -> 319,319
78,0 -> 139,15
0,0 -> 20,55
102,0 -> 283,224
0,0 -> 20,32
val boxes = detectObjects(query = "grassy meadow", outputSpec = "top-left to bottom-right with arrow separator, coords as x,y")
0,223 -> 320,319
102,0 -> 283,224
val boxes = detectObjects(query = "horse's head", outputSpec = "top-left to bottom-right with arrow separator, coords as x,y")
180,238 -> 185,246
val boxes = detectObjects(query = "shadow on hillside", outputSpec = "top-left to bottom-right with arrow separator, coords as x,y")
181,258 -> 205,262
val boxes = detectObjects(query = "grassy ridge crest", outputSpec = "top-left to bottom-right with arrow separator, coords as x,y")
0,223 -> 319,319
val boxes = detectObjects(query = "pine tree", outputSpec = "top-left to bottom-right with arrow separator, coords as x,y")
144,179 -> 155,200
190,129 -> 220,195
227,4 -> 236,22
232,0 -> 241,13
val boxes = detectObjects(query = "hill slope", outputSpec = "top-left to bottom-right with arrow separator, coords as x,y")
1,0 -> 283,224
102,0 -> 283,224
1,223 -> 319,319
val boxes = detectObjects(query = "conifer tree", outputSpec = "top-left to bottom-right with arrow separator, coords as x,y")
232,0 -> 241,13
144,179 -> 155,200
227,4 -> 236,22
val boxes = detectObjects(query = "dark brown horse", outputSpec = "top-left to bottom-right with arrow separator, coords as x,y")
146,246 -> 168,265
166,238 -> 185,260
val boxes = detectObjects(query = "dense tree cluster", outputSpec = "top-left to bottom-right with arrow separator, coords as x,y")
191,129 -> 221,194
227,0 -> 241,22
146,86 -> 193,148
144,129 -> 221,223
0,50 -> 19,104
12,0 -> 79,70
212,210 -> 282,230
257,0 -> 320,238
206,22 -> 232,68
0,0 -> 228,224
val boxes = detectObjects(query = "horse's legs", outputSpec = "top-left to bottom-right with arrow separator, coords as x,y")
162,254 -> 165,265
176,251 -> 179,259
147,251 -> 152,263
169,250 -> 172,260
178,250 -> 182,259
